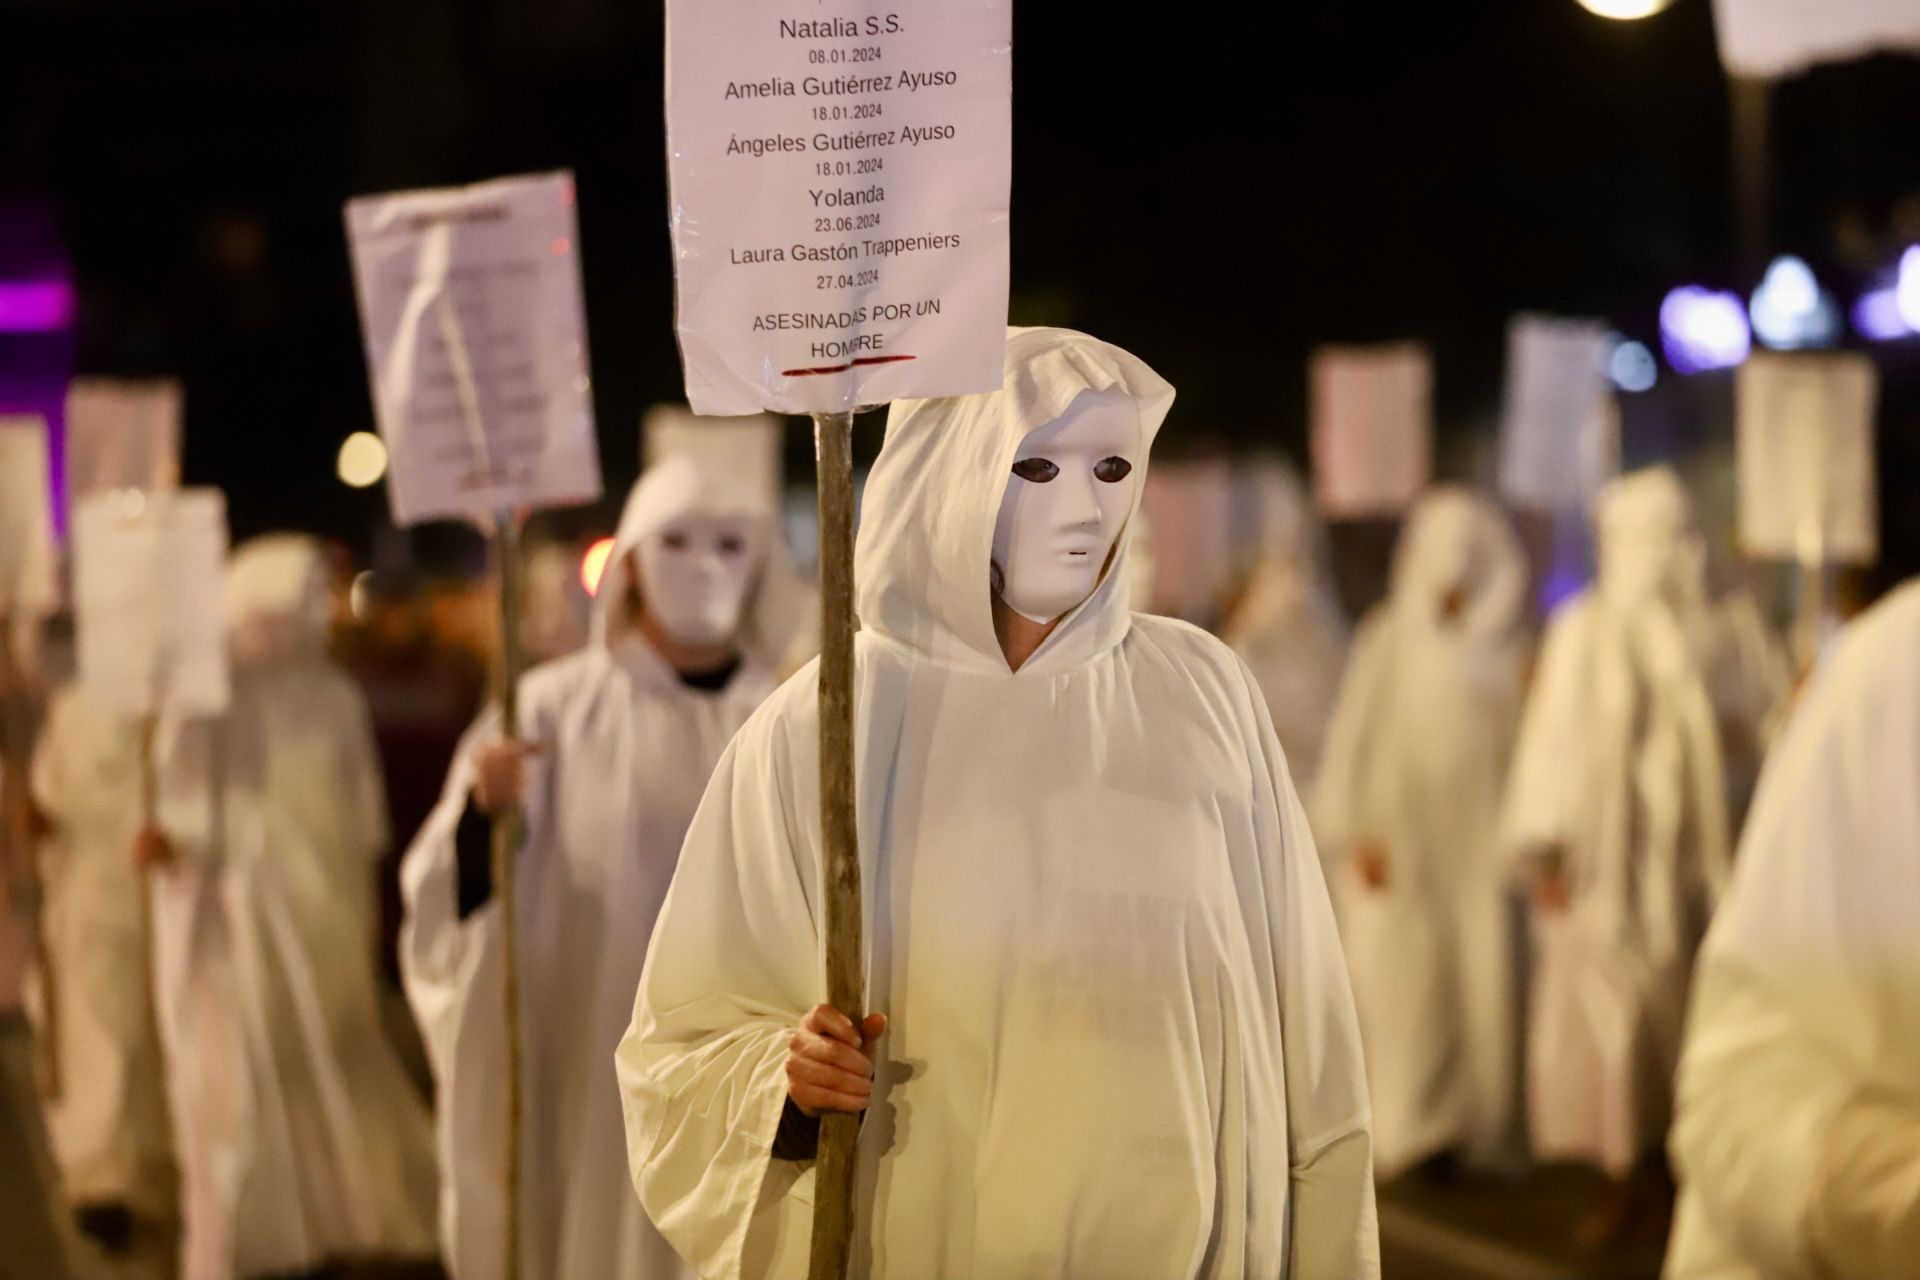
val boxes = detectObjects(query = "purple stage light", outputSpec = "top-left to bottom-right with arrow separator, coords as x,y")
0,280 -> 75,333
1853,288 -> 1911,342
1660,286 -> 1750,374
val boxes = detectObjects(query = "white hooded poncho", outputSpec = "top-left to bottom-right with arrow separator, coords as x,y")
401,457 -> 791,1280
619,327 -> 1378,1279
30,683 -> 175,1219
1663,581 -> 1920,1280
1313,488 -> 1529,1178
152,533 -> 438,1280
1500,467 -> 1729,1176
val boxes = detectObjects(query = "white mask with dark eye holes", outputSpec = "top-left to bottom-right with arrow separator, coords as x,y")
633,513 -> 758,647
990,388 -> 1141,624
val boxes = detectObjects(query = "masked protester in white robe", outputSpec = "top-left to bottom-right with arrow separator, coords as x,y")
30,684 -> 176,1237
1314,489 -> 1529,1180
1501,467 -> 1729,1233
1664,581 -> 1920,1280
620,326 -> 1378,1280
402,457 -> 794,1280
147,534 -> 437,1280
1223,465 -> 1350,797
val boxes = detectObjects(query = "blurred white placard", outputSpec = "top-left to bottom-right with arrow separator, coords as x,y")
1310,342 -> 1432,518
72,489 -> 230,719
345,171 -> 603,526
665,0 -> 1012,415
65,378 -> 182,499
644,404 -> 784,511
0,416 -> 58,617
1713,0 -> 1920,76
1138,459 -> 1234,624
1499,315 -> 1619,509
1737,352 -> 1878,563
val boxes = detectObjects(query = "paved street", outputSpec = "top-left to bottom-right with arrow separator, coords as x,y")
1381,1164 -> 1670,1280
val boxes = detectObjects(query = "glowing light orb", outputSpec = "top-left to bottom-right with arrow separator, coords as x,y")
1660,286 -> 1750,374
580,536 -> 617,597
336,432 -> 388,488
1575,0 -> 1673,19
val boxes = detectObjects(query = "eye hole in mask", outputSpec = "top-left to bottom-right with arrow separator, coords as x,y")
1093,456 -> 1132,483
1011,457 -> 1059,484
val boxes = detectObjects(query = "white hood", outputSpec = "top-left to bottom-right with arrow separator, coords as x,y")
1390,487 -> 1529,645
855,326 -> 1175,675
592,453 -> 800,669
226,533 -> 332,663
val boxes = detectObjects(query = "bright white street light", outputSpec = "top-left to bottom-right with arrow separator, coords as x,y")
336,431 -> 388,488
1576,0 -> 1674,18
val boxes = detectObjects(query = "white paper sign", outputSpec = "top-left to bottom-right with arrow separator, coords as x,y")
0,417 -> 58,618
1713,0 -> 1920,77
345,171 -> 603,526
1310,342 -> 1433,518
1737,352 -> 1878,563
65,378 -> 182,499
644,404 -> 784,512
665,0 -> 1013,415
72,489 -> 230,719
1138,459 -> 1234,624
1499,315 -> 1619,510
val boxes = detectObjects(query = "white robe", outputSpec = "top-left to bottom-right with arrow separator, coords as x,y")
620,326 -> 1377,1279
1664,581 -> 1920,1280
1501,471 -> 1729,1176
155,658 -> 438,1279
29,685 -> 175,1217
402,458 -> 789,1280
1313,490 -> 1527,1178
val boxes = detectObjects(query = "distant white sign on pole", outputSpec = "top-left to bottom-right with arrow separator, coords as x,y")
72,488 -> 230,719
644,404 -> 784,512
345,171 -> 603,526
666,0 -> 1013,414
1737,352 -> 1878,564
1712,0 -> 1920,76
0,417 -> 59,619
65,378 -> 182,500
1499,314 -> 1619,510
1310,342 -> 1432,518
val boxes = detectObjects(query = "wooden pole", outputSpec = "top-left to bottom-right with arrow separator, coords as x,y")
490,510 -> 527,1280
434,289 -> 526,1280
807,410 -> 864,1280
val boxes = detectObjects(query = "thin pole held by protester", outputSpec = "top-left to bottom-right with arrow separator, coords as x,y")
436,289 -> 528,1280
808,409 -> 864,1280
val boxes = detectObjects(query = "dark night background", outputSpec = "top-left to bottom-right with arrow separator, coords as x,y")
2,0 -> 1916,588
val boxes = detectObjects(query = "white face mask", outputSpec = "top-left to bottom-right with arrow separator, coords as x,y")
634,513 -> 758,648
990,389 -> 1141,624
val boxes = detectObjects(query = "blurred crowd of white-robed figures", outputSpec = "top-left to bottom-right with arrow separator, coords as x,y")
0,436 -> 1912,1280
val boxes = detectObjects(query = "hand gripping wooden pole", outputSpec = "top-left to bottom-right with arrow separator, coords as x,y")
807,410 -> 864,1280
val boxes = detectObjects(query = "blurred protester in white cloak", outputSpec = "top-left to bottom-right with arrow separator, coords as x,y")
402,457 -> 795,1280
1222,464 -> 1350,797
1674,553 -> 1791,832
144,534 -> 437,1280
1664,581 -> 1920,1280
1502,467 -> 1729,1242
1315,488 -> 1530,1180
30,683 -> 175,1249
2,673 -> 80,1276
620,328 -> 1378,1279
